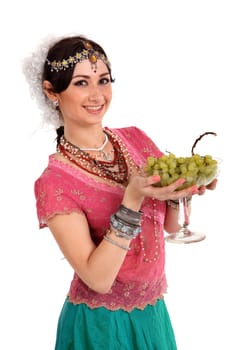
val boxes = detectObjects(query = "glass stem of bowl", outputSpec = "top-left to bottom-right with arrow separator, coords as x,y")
178,197 -> 190,235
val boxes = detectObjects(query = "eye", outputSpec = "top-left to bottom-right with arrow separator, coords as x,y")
74,80 -> 88,86
99,77 -> 110,85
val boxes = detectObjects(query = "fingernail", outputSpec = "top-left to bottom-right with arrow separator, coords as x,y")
191,186 -> 198,194
152,175 -> 160,182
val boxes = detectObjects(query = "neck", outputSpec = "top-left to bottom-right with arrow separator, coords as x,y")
79,132 -> 108,151
64,126 -> 106,149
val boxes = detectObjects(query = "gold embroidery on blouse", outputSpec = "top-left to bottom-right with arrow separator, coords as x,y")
39,191 -> 46,207
71,189 -> 86,201
55,188 -> 63,201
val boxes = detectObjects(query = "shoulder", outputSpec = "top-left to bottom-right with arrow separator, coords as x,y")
106,126 -> 163,158
109,126 -> 144,136
34,156 -> 66,195
108,126 -> 156,147
107,126 -> 152,143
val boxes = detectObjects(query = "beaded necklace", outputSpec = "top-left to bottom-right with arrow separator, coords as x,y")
58,128 -> 161,263
58,129 -> 131,185
77,132 -> 111,161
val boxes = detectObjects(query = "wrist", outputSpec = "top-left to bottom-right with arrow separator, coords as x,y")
167,196 -> 192,210
123,189 -> 144,212
121,198 -> 143,212
104,230 -> 131,251
109,204 -> 143,240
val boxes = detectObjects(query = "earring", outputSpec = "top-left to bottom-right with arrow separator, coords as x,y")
53,100 -> 59,108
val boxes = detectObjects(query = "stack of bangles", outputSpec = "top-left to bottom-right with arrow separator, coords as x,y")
166,196 -> 192,210
103,204 -> 143,251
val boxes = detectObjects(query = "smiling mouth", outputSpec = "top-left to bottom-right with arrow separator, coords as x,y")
84,105 -> 103,111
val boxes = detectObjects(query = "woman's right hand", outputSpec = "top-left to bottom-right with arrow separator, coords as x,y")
122,174 -> 199,211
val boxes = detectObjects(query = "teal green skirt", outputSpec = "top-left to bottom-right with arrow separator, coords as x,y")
55,298 -> 177,350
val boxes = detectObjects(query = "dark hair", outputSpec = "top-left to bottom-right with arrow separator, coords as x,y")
43,35 -> 114,93
43,36 -> 114,147
56,126 -> 64,147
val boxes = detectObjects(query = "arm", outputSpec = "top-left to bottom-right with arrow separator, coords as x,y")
46,175 -> 216,294
47,211 -> 130,294
46,175 -> 194,294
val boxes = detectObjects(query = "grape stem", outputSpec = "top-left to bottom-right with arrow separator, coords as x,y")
191,132 -> 217,156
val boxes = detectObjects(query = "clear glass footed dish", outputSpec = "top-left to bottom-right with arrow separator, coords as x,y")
144,131 -> 220,244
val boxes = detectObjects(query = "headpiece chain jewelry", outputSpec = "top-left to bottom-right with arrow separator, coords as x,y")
46,41 -> 111,73
21,34 -> 112,128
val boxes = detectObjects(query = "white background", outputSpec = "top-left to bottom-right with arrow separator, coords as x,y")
1,0 -> 232,349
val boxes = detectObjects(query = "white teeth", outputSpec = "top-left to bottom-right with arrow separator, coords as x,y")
85,106 -> 101,110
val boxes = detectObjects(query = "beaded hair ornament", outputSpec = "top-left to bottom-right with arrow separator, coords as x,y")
22,34 -> 111,128
47,41 -> 111,73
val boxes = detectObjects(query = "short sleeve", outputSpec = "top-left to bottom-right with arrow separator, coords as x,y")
34,168 -> 83,229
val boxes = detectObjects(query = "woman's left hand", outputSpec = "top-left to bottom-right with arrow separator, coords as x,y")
197,178 -> 218,195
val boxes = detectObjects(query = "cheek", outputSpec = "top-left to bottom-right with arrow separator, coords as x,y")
66,94 -> 83,107
106,88 -> 112,102
107,92 -> 112,102
59,95 -> 81,114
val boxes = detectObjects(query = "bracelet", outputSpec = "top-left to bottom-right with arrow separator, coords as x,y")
167,200 -> 179,210
103,234 -> 130,251
167,196 -> 192,210
169,199 -> 179,204
110,225 -> 139,240
110,214 -> 141,239
115,204 -> 143,226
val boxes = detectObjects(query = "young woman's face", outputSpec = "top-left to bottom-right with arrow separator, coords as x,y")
57,59 -> 112,127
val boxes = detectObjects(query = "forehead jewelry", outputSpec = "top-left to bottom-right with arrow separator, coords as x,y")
46,41 -> 111,73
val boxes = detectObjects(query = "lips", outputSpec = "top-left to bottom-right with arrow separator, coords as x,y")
84,105 -> 103,111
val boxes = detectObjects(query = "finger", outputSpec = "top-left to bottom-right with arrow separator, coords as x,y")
172,185 -> 199,199
206,178 -> 218,190
147,175 -> 161,186
197,186 -> 206,195
168,178 -> 186,191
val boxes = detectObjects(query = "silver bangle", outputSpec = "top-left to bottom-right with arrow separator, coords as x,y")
115,204 -> 143,225
167,196 -> 192,210
110,214 -> 141,238
167,200 -> 179,210
103,234 -> 130,251
110,225 -> 139,240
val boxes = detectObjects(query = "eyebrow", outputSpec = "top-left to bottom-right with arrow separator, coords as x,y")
72,72 -> 110,80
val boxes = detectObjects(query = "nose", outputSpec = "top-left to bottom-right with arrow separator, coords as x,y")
88,85 -> 103,102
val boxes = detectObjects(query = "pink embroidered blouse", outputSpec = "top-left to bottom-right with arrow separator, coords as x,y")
35,126 -> 168,311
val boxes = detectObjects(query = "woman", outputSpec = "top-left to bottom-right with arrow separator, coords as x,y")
23,35 -> 217,349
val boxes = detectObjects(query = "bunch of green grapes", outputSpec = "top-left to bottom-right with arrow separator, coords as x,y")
144,153 -> 218,190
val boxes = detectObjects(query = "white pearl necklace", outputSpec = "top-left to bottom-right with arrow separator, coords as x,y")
79,132 -> 108,151
79,132 -> 110,160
